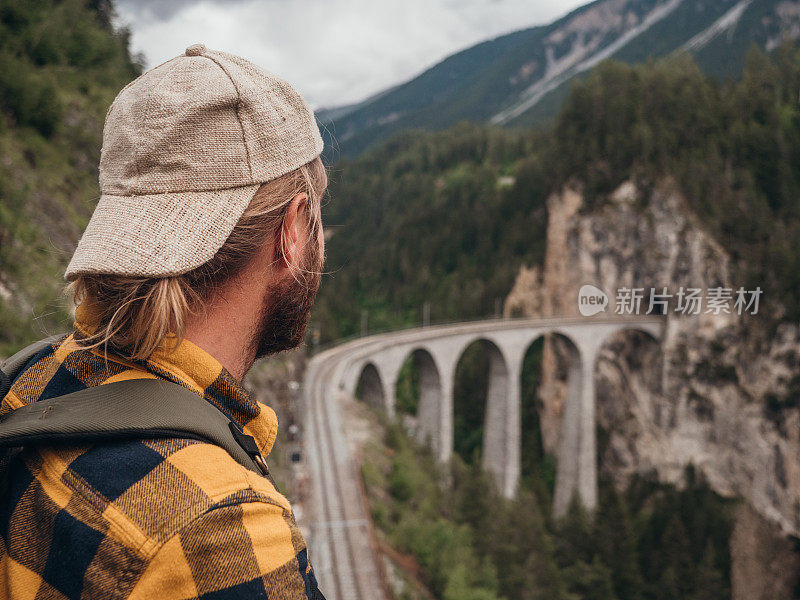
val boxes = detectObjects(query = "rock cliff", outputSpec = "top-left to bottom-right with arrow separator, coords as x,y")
505,179 -> 800,594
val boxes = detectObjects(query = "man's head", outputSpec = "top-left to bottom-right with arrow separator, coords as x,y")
235,158 -> 327,360
68,156 -> 327,363
64,44 -> 327,366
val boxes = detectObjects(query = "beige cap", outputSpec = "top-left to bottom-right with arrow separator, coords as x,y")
65,43 -> 323,280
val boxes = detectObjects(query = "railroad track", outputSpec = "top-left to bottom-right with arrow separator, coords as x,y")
303,347 -> 384,600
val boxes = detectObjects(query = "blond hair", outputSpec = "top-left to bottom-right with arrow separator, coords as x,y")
67,156 -> 327,361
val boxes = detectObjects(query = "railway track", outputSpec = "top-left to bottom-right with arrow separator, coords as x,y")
303,347 -> 384,600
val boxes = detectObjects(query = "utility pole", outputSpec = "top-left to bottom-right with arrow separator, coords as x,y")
423,301 -> 430,327
360,309 -> 368,337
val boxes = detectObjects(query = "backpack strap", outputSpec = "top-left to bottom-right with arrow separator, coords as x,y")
0,334 -> 68,399
0,341 -> 271,478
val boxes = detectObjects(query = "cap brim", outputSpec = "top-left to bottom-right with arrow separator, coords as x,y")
65,183 -> 261,280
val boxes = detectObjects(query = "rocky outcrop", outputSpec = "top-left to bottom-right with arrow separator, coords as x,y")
730,502 -> 800,600
505,178 -> 800,548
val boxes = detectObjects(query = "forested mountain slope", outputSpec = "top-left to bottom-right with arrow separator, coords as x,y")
0,0 -> 141,354
315,44 -> 800,343
318,0 -> 800,157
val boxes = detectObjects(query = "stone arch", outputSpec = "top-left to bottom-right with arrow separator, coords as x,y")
517,333 -> 549,493
594,325 -> 661,392
530,330 -> 589,518
354,362 -> 385,411
594,326 -> 663,466
611,325 -> 660,345
394,347 -> 442,452
526,330 -> 583,454
452,337 -> 509,487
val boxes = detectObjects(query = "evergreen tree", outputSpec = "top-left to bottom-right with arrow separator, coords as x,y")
561,555 -> 619,600
489,489 -> 572,600
687,540 -> 727,600
554,495 -> 596,568
652,515 -> 695,600
595,480 -> 645,600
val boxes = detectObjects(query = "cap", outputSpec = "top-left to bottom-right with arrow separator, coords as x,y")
65,43 -> 324,280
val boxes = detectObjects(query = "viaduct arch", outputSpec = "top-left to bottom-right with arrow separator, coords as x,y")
337,317 -> 663,517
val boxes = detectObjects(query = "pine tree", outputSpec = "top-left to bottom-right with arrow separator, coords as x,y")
687,540 -> 727,600
595,480 -> 645,600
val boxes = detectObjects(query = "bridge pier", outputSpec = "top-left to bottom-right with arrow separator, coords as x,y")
552,341 -> 599,517
504,362 -> 521,499
577,346 -> 598,512
438,375 -> 454,464
415,351 -> 443,454
382,371 -> 397,420
481,348 -> 521,499
482,344 -> 509,492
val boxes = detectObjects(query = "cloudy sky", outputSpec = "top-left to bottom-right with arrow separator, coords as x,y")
114,0 -> 587,110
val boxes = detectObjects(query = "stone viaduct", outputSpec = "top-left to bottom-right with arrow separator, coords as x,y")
327,316 -> 664,516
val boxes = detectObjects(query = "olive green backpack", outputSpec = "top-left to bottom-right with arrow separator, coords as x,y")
0,335 -> 272,478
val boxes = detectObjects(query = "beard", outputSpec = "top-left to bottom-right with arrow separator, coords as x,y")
251,235 -> 323,359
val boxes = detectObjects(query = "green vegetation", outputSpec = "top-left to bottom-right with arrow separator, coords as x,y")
395,352 -> 421,416
519,337 -> 556,506
0,0 -> 141,355
314,124 -> 548,343
452,341 -> 490,463
363,422 -> 735,600
548,45 -> 800,320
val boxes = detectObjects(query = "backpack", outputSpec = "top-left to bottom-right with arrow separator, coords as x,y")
0,335 -> 272,479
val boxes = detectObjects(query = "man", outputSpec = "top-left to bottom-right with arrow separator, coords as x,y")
0,44 -> 327,599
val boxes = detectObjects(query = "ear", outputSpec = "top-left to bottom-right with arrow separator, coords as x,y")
278,192 -> 310,272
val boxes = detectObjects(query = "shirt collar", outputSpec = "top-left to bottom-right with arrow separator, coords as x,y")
73,302 -> 279,458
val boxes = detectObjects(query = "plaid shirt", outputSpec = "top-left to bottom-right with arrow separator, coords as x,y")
0,305 -> 324,599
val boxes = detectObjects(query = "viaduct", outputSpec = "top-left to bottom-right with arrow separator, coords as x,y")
303,316 -> 664,598
327,316 -> 663,514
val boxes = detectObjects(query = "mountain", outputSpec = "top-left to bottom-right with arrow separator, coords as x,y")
320,0 -> 800,158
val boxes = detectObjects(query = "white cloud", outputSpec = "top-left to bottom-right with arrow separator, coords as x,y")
115,0 -> 587,109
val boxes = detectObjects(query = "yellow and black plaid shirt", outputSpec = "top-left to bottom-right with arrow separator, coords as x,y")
0,306 -> 324,599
